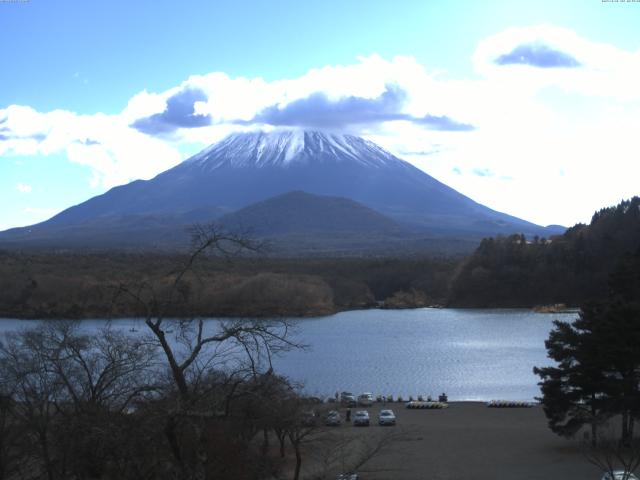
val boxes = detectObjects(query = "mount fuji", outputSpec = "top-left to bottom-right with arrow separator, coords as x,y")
0,130 -> 563,252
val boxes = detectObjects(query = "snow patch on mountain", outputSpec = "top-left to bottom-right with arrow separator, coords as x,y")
187,129 -> 405,170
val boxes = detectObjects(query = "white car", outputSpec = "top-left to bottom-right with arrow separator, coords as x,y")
353,410 -> 370,426
340,392 -> 357,407
601,471 -> 640,480
357,392 -> 374,406
378,409 -> 396,426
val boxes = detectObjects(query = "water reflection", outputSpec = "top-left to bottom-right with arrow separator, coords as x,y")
0,308 -> 577,401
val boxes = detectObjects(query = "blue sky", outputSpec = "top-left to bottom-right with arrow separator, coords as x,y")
1,0 -> 640,230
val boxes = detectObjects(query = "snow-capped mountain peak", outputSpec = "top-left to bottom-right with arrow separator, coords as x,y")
187,129 -> 401,169
2,127 -> 558,251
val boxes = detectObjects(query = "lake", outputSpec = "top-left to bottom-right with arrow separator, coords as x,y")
0,308 -> 577,401
274,308 -> 577,401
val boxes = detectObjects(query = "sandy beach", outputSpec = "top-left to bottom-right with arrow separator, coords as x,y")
297,402 -> 602,480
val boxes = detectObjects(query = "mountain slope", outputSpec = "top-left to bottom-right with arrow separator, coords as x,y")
219,191 -> 403,236
0,129 -> 562,251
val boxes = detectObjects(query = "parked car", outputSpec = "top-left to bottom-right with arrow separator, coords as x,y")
325,410 -> 341,426
601,471 -> 640,480
357,392 -> 374,406
378,409 -> 396,426
340,392 -> 357,407
336,473 -> 359,480
353,410 -> 370,426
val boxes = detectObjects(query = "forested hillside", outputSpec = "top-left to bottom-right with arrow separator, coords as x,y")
449,197 -> 640,307
0,253 -> 457,319
3,198 -> 638,318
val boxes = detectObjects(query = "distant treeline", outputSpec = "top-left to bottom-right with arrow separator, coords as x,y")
0,252 -> 458,319
2,197 -> 639,318
449,197 -> 640,307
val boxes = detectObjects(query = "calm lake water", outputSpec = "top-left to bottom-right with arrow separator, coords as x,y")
0,308 -> 577,401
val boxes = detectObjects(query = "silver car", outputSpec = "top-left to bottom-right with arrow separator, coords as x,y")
353,410 -> 370,426
378,409 -> 396,426
601,472 -> 640,480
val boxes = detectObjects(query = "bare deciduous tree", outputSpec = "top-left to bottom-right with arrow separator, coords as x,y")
0,384 -> 25,479
1,328 -> 67,480
113,224 -> 302,479
115,224 -> 296,399
0,321 -> 159,480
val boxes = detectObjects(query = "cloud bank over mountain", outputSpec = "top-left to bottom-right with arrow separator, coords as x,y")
1,25 -> 640,227
131,88 -> 212,135
241,85 -> 474,131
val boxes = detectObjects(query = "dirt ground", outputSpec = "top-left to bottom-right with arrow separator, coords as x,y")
297,402 -> 603,480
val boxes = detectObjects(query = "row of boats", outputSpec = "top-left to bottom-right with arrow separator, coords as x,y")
405,401 -> 449,409
486,400 -> 533,408
335,391 -> 449,406
333,393 -> 533,408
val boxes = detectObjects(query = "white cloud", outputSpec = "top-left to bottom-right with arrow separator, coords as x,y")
473,24 -> 640,101
0,105 -> 183,189
1,26 -> 639,226
16,183 -> 32,193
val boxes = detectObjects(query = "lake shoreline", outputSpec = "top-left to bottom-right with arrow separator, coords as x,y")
0,304 -> 579,322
